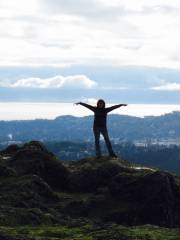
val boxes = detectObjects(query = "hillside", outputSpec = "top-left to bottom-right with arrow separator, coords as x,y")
0,141 -> 180,239
1,111 -> 180,143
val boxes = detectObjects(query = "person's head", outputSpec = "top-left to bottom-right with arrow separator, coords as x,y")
97,99 -> 105,108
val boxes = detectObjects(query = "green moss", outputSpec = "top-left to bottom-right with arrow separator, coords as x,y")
0,225 -> 92,239
125,225 -> 180,240
68,156 -> 132,170
0,224 -> 179,240
174,174 -> 180,186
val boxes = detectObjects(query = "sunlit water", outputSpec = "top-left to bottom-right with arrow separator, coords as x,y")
0,102 -> 180,120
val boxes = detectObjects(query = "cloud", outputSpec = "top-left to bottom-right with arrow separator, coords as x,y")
40,0 -> 178,20
82,98 -> 98,105
1,75 -> 97,89
152,83 -> 180,91
0,0 -> 180,68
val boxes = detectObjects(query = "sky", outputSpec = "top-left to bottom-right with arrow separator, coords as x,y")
1,0 -> 180,104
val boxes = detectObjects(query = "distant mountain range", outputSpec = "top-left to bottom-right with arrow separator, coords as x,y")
1,111 -> 180,143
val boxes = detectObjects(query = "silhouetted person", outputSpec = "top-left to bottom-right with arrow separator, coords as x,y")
75,99 -> 127,158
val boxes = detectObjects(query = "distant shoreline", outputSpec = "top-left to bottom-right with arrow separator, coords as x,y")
0,102 -> 180,120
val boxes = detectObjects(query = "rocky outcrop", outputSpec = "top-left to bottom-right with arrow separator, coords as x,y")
108,171 -> 180,227
0,142 -> 180,228
8,141 -> 69,190
66,158 -> 180,227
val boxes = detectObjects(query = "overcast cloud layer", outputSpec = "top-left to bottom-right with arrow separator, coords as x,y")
0,0 -> 180,68
1,1 -> 180,104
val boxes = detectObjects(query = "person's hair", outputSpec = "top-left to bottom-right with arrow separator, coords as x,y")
97,99 -> 105,108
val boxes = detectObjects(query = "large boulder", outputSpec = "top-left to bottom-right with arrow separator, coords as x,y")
67,157 -> 180,227
107,171 -> 180,227
68,157 -> 128,193
0,164 -> 16,178
7,142 -> 69,190
1,144 -> 21,155
0,174 -> 58,208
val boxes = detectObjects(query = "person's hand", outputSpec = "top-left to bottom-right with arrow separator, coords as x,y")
74,102 -> 81,105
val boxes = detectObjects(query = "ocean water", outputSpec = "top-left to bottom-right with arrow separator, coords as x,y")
0,102 -> 180,120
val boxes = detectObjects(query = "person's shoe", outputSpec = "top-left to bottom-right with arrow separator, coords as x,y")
109,153 -> 118,158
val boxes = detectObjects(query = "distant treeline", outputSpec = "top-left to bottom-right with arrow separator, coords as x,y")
0,140 -> 180,173
44,141 -> 180,173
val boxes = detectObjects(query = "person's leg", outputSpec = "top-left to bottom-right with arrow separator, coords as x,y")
93,127 -> 101,157
101,128 -> 117,157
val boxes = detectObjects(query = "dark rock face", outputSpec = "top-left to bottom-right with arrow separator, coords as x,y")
0,142 -> 180,228
68,158 -> 127,193
0,164 -> 16,178
1,144 -> 21,155
108,171 -> 180,227
66,158 -> 180,227
9,142 -> 69,190
0,234 -> 34,240
0,174 -> 58,207
68,159 -> 135,196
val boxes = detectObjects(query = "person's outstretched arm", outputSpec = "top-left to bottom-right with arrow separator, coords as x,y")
106,104 -> 127,113
75,102 -> 96,112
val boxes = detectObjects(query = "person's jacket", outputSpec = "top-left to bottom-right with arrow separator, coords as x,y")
79,102 -> 122,128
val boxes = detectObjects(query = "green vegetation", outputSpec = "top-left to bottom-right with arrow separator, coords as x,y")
0,141 -> 180,240
0,224 -> 180,240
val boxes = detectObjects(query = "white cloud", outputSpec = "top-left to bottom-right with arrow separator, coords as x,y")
82,98 -> 98,105
0,0 -> 180,68
152,83 -> 180,91
1,75 -> 97,89
0,0 -> 39,17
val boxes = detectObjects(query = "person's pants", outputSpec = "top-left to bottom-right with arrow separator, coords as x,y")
93,126 -> 114,157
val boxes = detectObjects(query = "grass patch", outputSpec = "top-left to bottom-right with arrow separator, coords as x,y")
0,224 -> 179,240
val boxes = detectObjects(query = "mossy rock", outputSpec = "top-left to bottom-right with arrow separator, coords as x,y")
1,144 -> 21,155
0,164 -> 16,178
9,149 -> 69,190
0,205 -> 63,226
